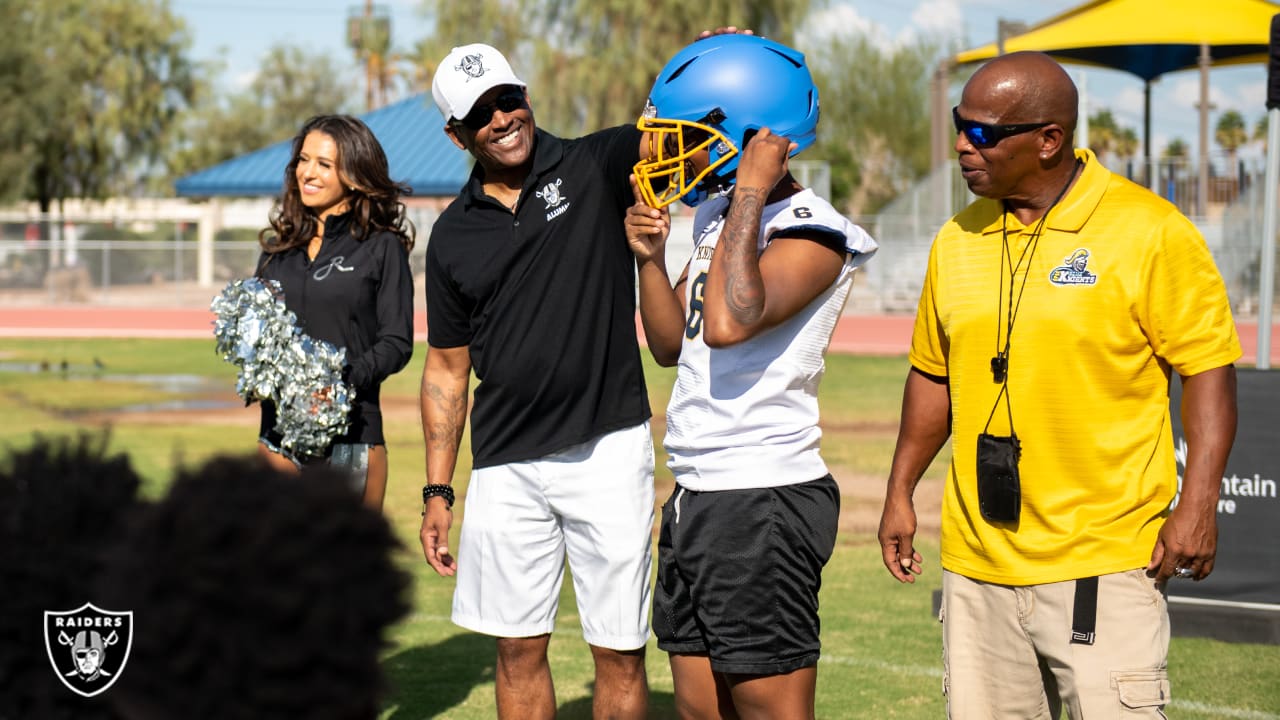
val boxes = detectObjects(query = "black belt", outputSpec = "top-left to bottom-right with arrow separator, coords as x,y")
1070,576 -> 1098,645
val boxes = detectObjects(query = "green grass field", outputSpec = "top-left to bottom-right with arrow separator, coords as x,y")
3,338 -> 1277,719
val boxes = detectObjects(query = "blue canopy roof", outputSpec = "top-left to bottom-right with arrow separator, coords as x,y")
174,93 -> 472,197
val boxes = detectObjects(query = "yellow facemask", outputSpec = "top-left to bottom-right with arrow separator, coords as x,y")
632,116 -> 737,209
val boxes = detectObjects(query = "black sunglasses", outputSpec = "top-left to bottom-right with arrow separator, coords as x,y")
952,106 -> 1051,148
457,89 -> 526,131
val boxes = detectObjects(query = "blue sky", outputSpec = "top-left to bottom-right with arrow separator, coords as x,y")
172,0 -> 1270,159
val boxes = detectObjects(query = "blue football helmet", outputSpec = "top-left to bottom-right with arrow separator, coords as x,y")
634,34 -> 819,208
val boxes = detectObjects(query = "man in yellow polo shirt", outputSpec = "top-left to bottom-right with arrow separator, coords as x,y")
877,51 -> 1240,719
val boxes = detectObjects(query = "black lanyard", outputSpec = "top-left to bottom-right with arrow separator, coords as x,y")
983,158 -> 1082,435
990,158 -> 1082,385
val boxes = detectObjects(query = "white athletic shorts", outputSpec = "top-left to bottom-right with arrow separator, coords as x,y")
452,421 -> 655,650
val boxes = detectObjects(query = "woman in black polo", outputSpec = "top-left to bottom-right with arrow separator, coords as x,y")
255,114 -> 415,509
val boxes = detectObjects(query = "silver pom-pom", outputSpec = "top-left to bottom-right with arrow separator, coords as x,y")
211,277 -> 355,459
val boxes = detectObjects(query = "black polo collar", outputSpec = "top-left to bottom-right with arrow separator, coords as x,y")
461,129 -> 566,209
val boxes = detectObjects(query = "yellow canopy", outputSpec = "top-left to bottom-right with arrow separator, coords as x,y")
954,0 -> 1277,80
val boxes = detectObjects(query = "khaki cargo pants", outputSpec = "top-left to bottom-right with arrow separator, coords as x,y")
941,569 -> 1170,719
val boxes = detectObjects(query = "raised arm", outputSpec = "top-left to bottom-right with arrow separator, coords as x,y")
626,174 -> 688,366
701,128 -> 844,347
418,343 -> 471,577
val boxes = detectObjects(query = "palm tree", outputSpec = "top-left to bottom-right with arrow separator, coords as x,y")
1157,138 -> 1191,203
1087,109 -> 1118,159
1114,127 -> 1139,160
1163,138 -> 1189,159
1215,110 -> 1248,168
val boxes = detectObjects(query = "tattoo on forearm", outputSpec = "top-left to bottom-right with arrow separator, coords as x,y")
424,382 -> 466,451
723,187 -> 767,324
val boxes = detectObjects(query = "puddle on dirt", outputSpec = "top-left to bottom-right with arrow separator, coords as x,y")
0,362 -> 240,412
115,399 -> 244,413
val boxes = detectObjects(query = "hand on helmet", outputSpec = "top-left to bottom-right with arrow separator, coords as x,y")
642,35 -> 817,205
697,26 -> 755,40
735,128 -> 796,193
626,174 -> 670,262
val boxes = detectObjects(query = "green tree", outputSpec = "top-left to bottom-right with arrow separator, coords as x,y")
1215,109 -> 1248,165
1114,127 -> 1139,160
411,0 -> 529,92
808,32 -> 942,216
0,1 -> 40,202
1163,138 -> 1189,159
1086,109 -> 1119,158
1159,138 -> 1189,191
168,45 -> 358,182
413,0 -> 813,137
1083,108 -> 1142,164
0,0 -> 197,210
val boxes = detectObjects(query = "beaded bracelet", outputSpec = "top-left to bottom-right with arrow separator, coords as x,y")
422,483 -> 455,509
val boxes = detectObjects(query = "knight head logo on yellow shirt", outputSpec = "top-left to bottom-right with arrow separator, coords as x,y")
1049,248 -> 1098,286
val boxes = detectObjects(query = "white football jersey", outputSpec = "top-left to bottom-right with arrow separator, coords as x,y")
665,188 -> 878,491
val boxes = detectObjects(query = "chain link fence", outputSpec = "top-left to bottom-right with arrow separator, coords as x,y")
860,155 -> 1278,318
1,158 -> 1275,317
0,216 -> 433,308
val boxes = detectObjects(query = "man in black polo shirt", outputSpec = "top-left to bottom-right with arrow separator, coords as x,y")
419,43 -> 654,720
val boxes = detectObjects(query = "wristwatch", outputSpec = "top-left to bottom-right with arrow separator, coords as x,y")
422,483 -> 455,509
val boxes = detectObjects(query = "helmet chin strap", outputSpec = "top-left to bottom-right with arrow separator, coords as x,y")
701,168 -> 736,198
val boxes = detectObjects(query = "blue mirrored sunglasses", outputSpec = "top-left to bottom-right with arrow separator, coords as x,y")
457,89 -> 526,131
952,106 -> 1051,148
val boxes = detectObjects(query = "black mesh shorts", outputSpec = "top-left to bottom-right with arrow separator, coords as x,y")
652,475 -> 840,675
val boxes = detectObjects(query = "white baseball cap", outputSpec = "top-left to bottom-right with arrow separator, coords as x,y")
431,43 -> 527,122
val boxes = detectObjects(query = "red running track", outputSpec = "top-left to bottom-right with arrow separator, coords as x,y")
1,306 -> 1278,366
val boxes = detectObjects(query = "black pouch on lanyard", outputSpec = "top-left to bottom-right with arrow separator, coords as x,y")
976,432 -> 1021,523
